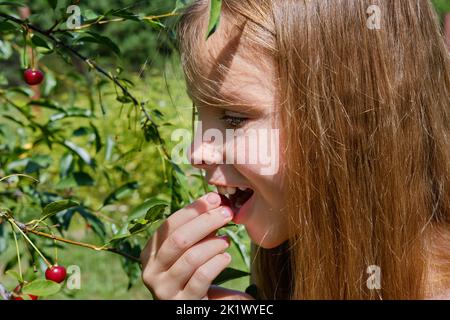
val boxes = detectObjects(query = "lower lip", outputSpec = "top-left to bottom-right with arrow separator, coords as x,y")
232,192 -> 255,224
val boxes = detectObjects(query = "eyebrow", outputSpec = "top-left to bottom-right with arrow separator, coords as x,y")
192,89 -> 270,115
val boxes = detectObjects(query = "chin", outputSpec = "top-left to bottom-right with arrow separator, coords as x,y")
246,224 -> 288,249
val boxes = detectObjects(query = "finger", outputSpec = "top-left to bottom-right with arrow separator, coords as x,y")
156,206 -> 234,269
140,192 -> 221,266
164,192 -> 222,236
165,236 -> 230,291
180,252 -> 232,299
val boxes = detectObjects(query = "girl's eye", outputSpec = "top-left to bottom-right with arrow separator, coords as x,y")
220,112 -> 249,128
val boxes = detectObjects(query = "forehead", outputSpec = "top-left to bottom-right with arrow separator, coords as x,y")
181,9 -> 275,112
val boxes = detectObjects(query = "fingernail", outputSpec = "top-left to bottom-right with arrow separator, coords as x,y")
206,192 -> 220,204
223,252 -> 231,260
218,235 -> 230,245
221,207 -> 233,218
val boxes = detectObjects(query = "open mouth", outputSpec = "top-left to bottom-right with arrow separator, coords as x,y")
216,185 -> 254,215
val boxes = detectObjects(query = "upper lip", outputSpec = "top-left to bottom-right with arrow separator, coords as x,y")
207,181 -> 252,190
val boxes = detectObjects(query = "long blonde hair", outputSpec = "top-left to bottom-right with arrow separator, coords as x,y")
177,0 -> 450,299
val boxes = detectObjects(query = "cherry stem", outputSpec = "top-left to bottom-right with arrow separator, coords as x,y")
41,221 -> 58,263
10,222 -> 24,283
8,218 -> 52,268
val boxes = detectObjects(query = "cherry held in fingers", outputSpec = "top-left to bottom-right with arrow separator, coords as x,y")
23,68 -> 44,86
219,194 -> 232,207
45,265 -> 67,283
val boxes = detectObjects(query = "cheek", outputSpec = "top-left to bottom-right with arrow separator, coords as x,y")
226,127 -> 281,174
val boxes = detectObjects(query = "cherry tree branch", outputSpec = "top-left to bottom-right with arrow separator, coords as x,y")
54,13 -> 179,32
0,12 -> 171,160
1,210 -> 140,264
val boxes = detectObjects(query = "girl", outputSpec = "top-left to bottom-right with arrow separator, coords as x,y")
140,0 -> 450,299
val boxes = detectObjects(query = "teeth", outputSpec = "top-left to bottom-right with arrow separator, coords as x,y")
238,187 -> 247,191
227,187 -> 237,195
217,186 -> 228,195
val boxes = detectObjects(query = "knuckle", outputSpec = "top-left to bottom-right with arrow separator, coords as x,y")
183,250 -> 199,266
195,266 -> 212,283
141,268 -> 154,287
169,232 -> 189,251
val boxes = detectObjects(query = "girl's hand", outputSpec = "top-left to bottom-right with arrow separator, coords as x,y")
207,285 -> 255,300
140,192 -> 235,300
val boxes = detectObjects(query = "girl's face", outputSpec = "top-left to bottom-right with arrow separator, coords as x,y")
187,19 -> 289,249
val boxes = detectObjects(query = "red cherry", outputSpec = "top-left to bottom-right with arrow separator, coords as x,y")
219,193 -> 232,207
23,68 -> 44,86
45,265 -> 67,283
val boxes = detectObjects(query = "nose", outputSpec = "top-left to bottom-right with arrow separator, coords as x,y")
187,139 -> 223,169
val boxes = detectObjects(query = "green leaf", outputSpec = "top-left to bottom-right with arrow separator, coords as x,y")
73,171 -> 94,186
27,99 -> 65,112
103,181 -> 138,207
22,279 -> 61,297
223,227 -> 250,269
128,198 -> 169,222
0,39 -> 12,59
59,153 -> 74,178
31,34 -> 51,49
116,95 -> 133,104
42,199 -> 79,221
76,206 -> 106,240
174,0 -> 195,12
90,122 -> 103,153
0,21 -> 17,33
144,19 -> 165,31
47,0 -> 57,9
206,0 -> 222,39
108,8 -> 140,22
79,32 -> 121,56
212,267 -> 250,286
145,203 -> 168,222
63,140 -> 94,167
117,241 -> 141,289
105,135 -> 115,161
50,107 -> 93,122
5,269 -> 21,281
0,1 -> 25,7
143,123 -> 160,143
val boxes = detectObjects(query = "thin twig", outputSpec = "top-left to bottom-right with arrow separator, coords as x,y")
54,13 -> 179,32
22,222 -> 140,263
